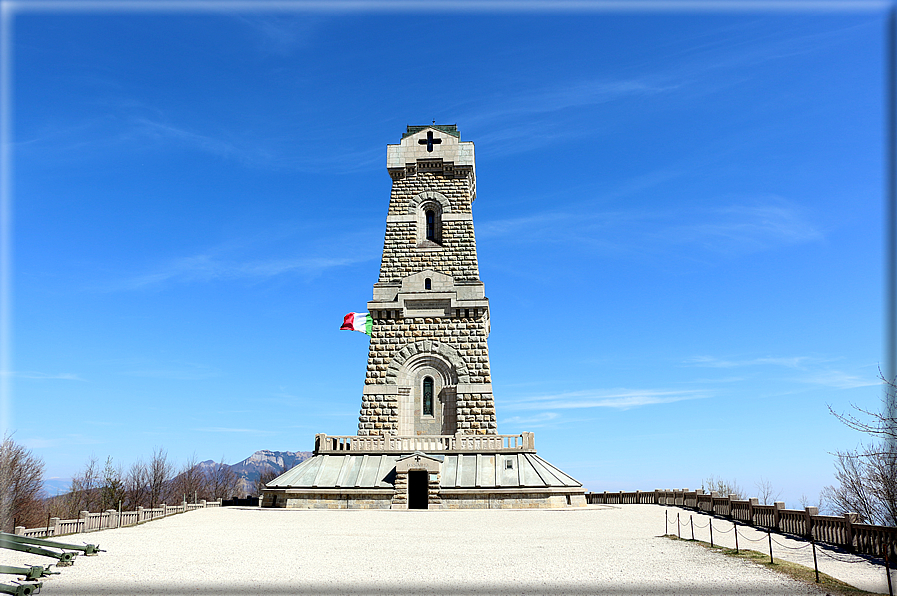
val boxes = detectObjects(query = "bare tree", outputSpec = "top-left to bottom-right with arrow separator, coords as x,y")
255,465 -> 280,497
66,455 -> 100,516
174,453 -> 209,504
702,475 -> 743,499
755,477 -> 782,505
124,458 -> 149,510
0,435 -> 46,532
798,492 -> 825,511
148,447 -> 173,507
208,458 -> 239,501
824,373 -> 897,526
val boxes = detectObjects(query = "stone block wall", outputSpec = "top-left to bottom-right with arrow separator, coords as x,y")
358,314 -> 497,435
378,173 -> 480,282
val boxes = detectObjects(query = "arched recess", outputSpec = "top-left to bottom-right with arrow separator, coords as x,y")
409,191 -> 450,246
386,341 -> 468,435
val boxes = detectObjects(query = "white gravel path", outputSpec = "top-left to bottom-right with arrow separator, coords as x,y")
0,504 -> 872,595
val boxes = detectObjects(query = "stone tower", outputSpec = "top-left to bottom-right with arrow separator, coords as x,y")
359,125 -> 497,437
262,125 -> 585,509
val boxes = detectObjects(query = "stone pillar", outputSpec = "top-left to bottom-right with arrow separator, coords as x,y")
428,472 -> 441,509
80,510 -> 90,533
49,517 -> 59,536
748,498 -> 758,525
14,526 -> 24,535
391,471 -> 408,509
842,512 -> 858,550
773,501 -> 785,532
137,506 -> 144,523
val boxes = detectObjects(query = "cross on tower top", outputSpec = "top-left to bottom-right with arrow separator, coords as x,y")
419,130 -> 442,152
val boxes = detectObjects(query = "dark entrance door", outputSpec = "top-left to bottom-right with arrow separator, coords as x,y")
408,470 -> 429,509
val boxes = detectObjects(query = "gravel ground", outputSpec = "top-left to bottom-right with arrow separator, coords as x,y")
0,504 -> 869,595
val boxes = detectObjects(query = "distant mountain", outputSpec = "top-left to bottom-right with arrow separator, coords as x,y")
45,450 -> 313,501
221,450 -> 312,497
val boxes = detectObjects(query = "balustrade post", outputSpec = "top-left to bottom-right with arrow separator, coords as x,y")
200,499 -> 207,508
710,491 -> 719,515
773,501 -> 785,533
14,526 -> 24,535
106,509 -> 117,530
843,512 -> 859,551
654,489 -> 660,505
749,498 -> 758,526
80,510 -> 89,532
49,517 -> 59,536
137,506 -> 144,523
727,494 -> 736,519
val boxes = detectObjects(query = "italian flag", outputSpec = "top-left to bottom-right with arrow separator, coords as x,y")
341,312 -> 372,336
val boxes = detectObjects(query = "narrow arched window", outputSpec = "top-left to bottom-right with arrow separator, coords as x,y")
426,210 -> 436,241
425,278 -> 431,290
423,377 -> 434,416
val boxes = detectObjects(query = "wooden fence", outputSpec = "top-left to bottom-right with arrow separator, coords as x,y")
13,500 -> 222,538
587,489 -> 897,559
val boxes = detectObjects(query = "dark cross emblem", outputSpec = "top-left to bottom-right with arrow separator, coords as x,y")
419,130 -> 442,152
414,455 -> 421,463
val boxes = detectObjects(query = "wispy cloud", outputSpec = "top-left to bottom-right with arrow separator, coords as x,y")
105,253 -> 371,291
795,370 -> 880,390
235,15 -> 323,55
500,412 -> 559,428
480,197 -> 822,257
504,388 -> 710,411
4,371 -> 85,381
686,355 -> 817,369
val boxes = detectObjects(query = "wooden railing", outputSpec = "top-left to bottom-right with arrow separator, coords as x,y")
15,500 -> 222,538
587,489 -> 897,559
314,432 -> 536,454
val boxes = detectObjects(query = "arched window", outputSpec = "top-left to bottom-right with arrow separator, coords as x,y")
425,278 -> 431,290
422,377 -> 434,416
426,210 -> 436,241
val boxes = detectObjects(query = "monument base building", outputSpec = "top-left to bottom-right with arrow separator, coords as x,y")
262,125 -> 586,509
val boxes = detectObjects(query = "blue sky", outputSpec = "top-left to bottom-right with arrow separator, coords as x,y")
2,1 -> 890,507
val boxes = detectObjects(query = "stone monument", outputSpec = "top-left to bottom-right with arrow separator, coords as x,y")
261,125 -> 586,509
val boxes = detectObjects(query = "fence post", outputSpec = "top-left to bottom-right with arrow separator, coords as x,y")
727,494 -> 736,519
200,499 -> 207,508
106,510 -> 117,530
748,498 -> 758,525
80,510 -> 89,533
137,506 -> 144,523
773,501 -> 784,533
711,491 -> 719,515
619,490 -> 623,505
14,526 -> 24,535
654,489 -> 661,505
49,517 -> 59,536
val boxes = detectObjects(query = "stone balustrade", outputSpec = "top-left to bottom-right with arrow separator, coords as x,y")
587,488 -> 897,559
14,500 -> 222,538
314,432 -> 535,454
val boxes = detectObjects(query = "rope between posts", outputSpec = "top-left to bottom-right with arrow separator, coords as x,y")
736,529 -> 769,543
712,523 -> 734,533
770,537 -> 812,550
692,520 -> 710,529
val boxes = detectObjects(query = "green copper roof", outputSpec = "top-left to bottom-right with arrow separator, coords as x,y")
403,124 -> 460,139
